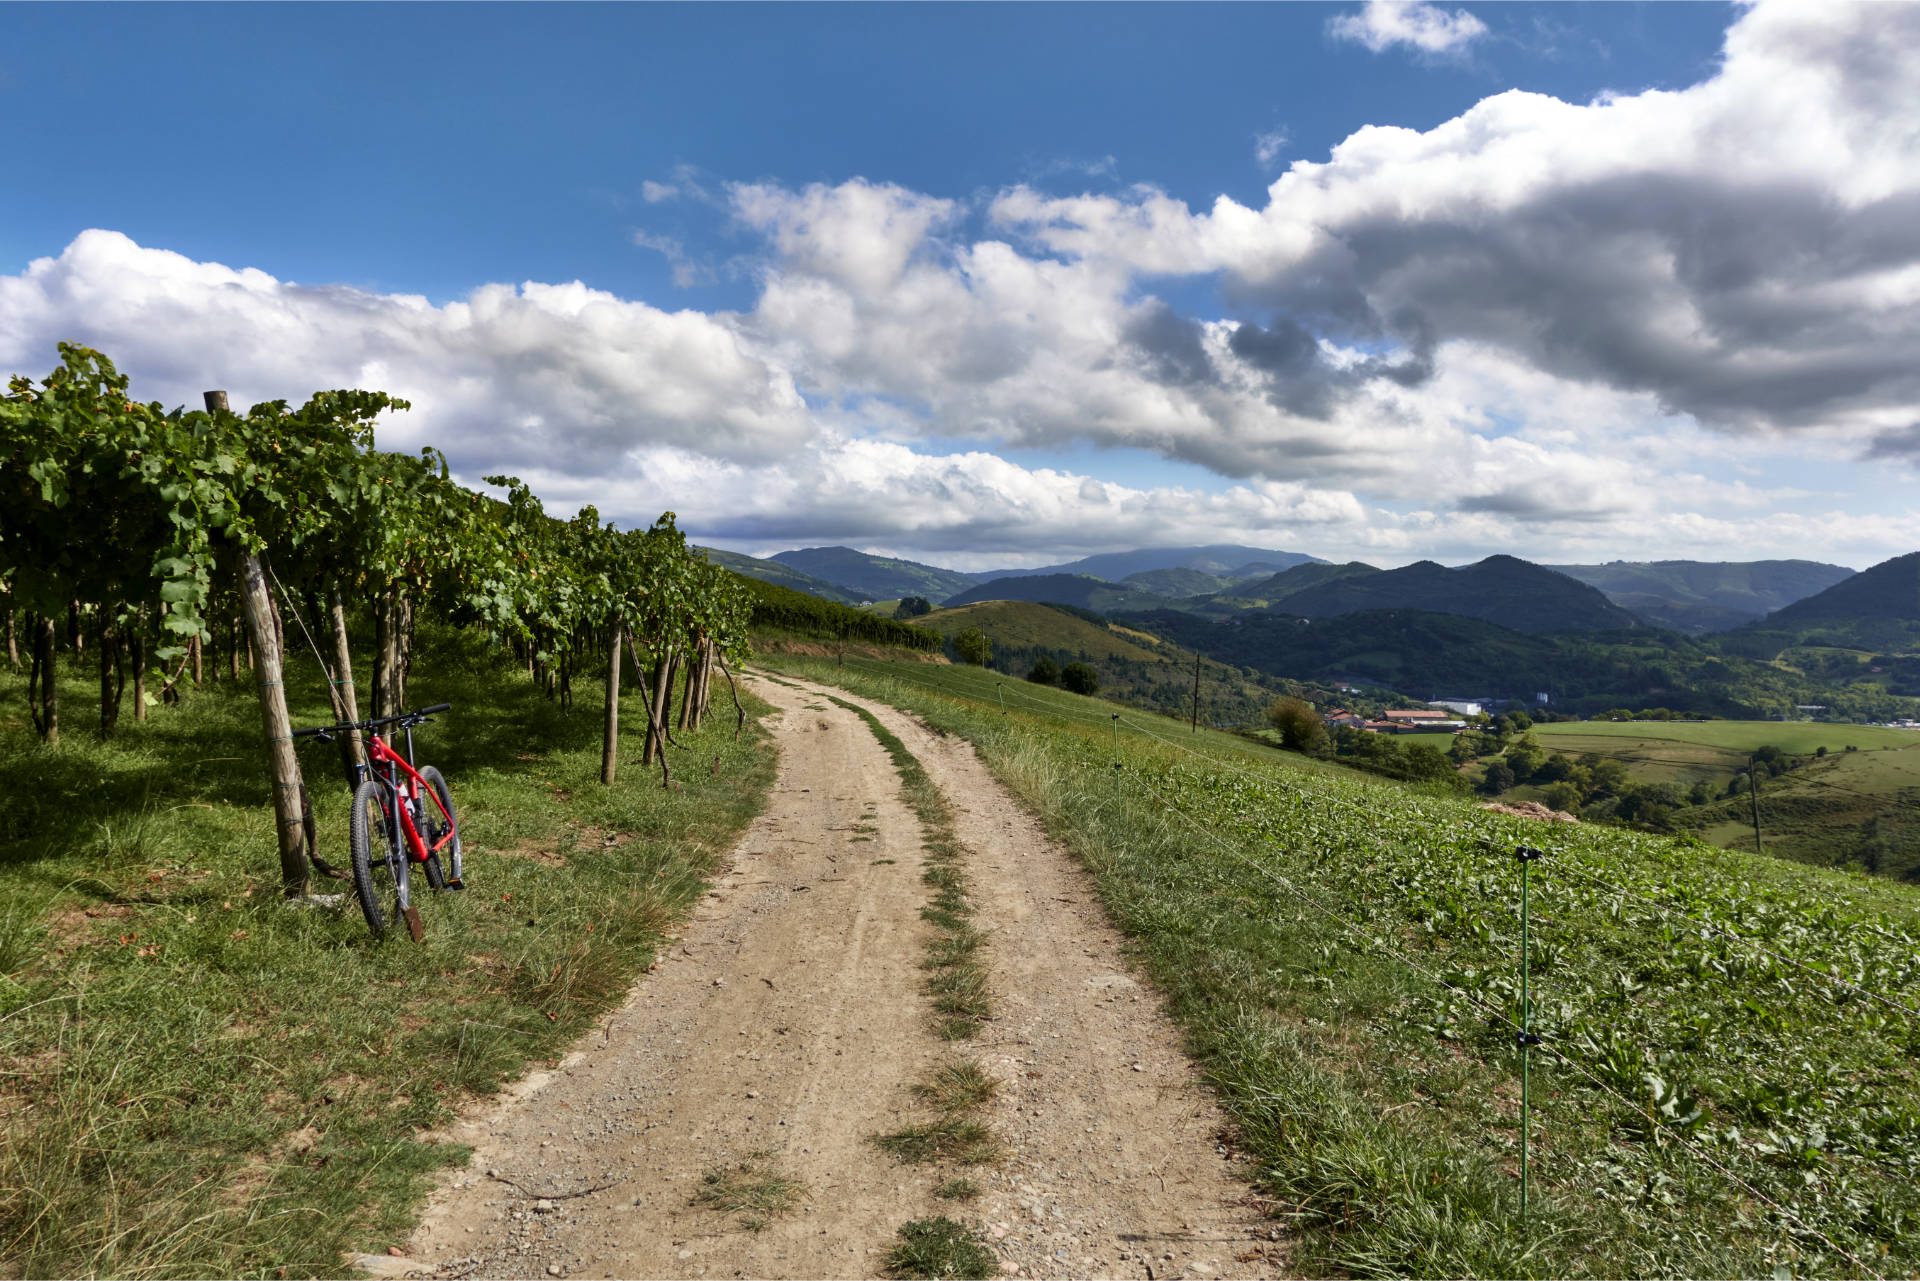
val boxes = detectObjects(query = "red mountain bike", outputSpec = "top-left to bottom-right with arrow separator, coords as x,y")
295,703 -> 462,941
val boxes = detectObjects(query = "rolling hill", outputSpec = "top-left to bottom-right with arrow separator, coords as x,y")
910,599 -> 1169,663
939,573 -> 1178,613
1267,555 -> 1641,633
696,547 -> 864,603
767,546 -> 982,602
1120,567 -> 1233,597
1725,551 -> 1920,656
1193,560 -> 1382,614
1549,559 -> 1855,633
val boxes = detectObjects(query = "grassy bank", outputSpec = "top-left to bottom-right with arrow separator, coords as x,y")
0,625 -> 775,1278
769,655 -> 1920,1279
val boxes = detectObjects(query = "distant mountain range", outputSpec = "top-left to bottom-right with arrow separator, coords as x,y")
1724,551 -> 1920,656
768,546 -> 980,603
1547,559 -> 1855,633
985,545 -> 1322,582
706,539 -> 1878,642
695,546 -> 865,604
1257,555 -> 1641,634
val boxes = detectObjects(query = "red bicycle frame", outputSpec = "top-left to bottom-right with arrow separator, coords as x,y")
367,733 -> 456,863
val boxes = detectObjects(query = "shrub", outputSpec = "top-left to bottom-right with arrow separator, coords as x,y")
953,627 -> 992,667
1265,698 -> 1327,754
1059,661 -> 1099,695
1479,759 -> 1515,795
895,596 -> 934,619
1026,657 -> 1060,686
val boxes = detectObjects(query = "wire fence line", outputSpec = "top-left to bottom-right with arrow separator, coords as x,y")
820,655 -> 1912,1275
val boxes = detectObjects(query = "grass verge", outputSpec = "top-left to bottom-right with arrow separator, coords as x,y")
884,1216 -> 998,1280
691,1151 -> 806,1233
0,622 -> 776,1278
775,654 -> 1920,1280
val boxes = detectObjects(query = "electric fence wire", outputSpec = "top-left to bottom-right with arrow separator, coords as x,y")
826,660 -> 1892,1275
1115,763 -> 1887,1281
851,657 -> 1920,1017
1535,848 -> 1920,1024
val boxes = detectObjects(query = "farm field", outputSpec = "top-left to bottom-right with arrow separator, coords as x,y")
1531,721 -> 1920,876
776,655 -> 1920,1279
0,631 -> 777,1278
1535,719 -> 1920,757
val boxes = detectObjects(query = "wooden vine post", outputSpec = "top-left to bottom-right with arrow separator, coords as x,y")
602,616 -> 624,785
208,390 -> 311,898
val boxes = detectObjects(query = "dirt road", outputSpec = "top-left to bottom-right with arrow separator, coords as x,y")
406,672 -> 1277,1279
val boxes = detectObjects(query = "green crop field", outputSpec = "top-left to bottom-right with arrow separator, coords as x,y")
1537,719 -> 1920,756
779,655 -> 1920,1279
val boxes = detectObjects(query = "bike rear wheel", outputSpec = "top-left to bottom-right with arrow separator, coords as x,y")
348,780 -> 412,938
417,766 -> 462,890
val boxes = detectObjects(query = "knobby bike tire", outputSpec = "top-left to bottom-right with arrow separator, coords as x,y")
417,766 -> 463,890
348,779 -> 405,937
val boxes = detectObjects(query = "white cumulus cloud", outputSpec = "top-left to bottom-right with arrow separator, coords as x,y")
1328,1 -> 1488,55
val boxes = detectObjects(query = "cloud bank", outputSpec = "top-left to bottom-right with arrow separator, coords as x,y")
4,0 -> 1918,569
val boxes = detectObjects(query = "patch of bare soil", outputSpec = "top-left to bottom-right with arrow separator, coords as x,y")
404,672 -> 1276,1280
1480,800 -> 1579,823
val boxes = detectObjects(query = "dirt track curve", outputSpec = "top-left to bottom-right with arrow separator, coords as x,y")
405,671 -> 1279,1280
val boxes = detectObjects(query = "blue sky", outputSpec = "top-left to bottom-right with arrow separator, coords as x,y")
5,2 -> 1918,571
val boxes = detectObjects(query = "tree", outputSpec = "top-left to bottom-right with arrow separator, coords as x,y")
1479,759 -> 1516,794
1542,781 -> 1581,815
1060,661 -> 1099,695
1265,697 -> 1326,754
1027,656 -> 1060,686
953,626 -> 992,666
895,595 -> 932,620
1505,741 -> 1546,783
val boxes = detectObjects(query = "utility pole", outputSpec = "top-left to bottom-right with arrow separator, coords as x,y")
1190,652 -> 1201,733
1747,755 -> 1765,856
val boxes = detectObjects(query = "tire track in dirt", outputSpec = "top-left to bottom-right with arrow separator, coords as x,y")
405,672 -> 1279,1280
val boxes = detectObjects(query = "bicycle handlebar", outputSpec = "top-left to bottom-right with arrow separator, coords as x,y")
293,703 -> 453,740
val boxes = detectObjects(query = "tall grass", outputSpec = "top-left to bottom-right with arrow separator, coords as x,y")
0,623 -> 775,1278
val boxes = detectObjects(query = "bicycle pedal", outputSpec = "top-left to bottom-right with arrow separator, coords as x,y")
403,906 -> 425,943
445,878 -> 465,891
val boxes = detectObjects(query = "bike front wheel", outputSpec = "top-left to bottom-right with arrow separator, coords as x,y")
417,766 -> 463,890
348,780 -> 411,938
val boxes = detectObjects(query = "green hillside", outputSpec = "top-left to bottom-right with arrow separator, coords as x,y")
775,654 -> 1920,1278
1726,552 -> 1920,656
766,545 -> 980,603
1138,606 -> 1918,720
696,545 -> 864,603
1195,560 -> 1380,614
912,599 -> 1168,662
736,574 -> 941,652
940,572 -> 1176,613
910,600 -> 1304,724
1121,567 -> 1231,597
